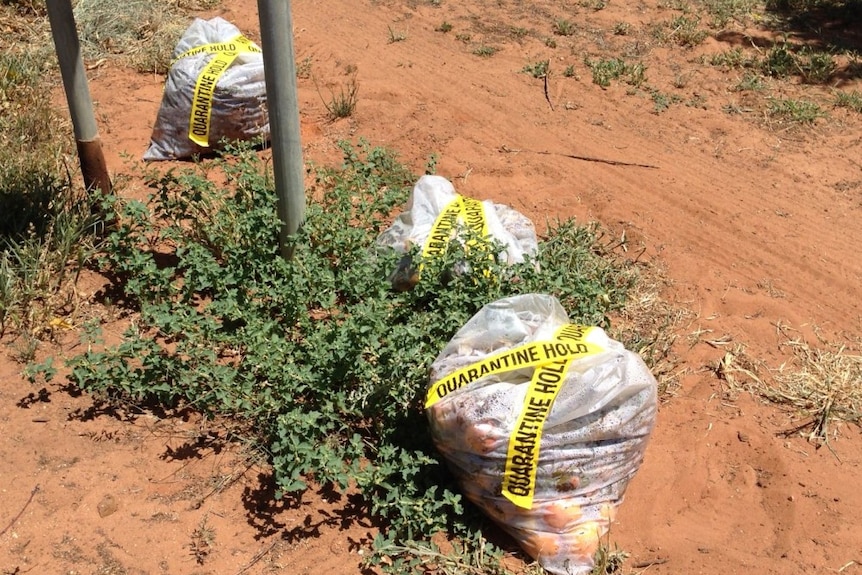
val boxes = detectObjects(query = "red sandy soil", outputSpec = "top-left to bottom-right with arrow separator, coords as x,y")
2,0 -> 861,574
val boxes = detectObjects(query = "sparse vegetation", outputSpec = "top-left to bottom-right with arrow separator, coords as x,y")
766,97 -> 826,125
553,18 -> 577,36
835,90 -> 862,113
73,0 -> 188,73
435,21 -> 453,33
320,77 -> 359,120
522,59 -> 550,78
585,56 -> 646,88
473,45 -> 499,57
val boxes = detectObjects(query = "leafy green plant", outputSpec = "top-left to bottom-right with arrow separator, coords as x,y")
660,15 -> 708,46
320,77 -> 359,120
585,57 -> 646,88
709,47 -> 748,69
701,0 -> 759,28
651,89 -> 682,113
553,18 -> 577,36
797,48 -> 836,84
522,59 -> 550,79
435,21 -> 453,33
734,71 -> 765,91
63,140 -> 639,570
835,89 -> 862,113
762,42 -> 797,78
766,97 -> 826,124
473,45 -> 498,57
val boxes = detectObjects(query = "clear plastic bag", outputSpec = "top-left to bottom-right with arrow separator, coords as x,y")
144,17 -> 269,161
426,294 -> 657,575
376,175 -> 538,290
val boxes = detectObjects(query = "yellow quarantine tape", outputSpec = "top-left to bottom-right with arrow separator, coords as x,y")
419,194 -> 490,279
176,34 -> 262,148
425,323 -> 604,509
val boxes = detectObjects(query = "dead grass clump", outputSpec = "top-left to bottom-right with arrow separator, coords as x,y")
73,0 -> 189,73
768,338 -> 862,444
715,335 -> 862,446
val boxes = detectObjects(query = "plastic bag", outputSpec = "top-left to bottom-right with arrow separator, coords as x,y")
426,294 -> 657,575
144,17 -> 269,161
376,175 -> 538,290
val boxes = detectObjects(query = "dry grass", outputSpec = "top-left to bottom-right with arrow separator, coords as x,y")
715,333 -> 862,446
73,0 -> 190,73
768,338 -> 862,444
611,259 -> 692,400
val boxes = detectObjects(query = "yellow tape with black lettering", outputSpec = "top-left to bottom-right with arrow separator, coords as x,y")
427,324 -> 602,508
421,195 -> 488,259
183,34 -> 261,148
500,324 -> 602,509
426,324 -> 601,408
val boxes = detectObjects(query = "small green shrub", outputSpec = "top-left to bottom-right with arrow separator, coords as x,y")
585,57 -> 646,88
835,90 -> 862,113
473,45 -> 499,57
767,97 -> 826,124
522,59 -> 550,78
762,42 -> 797,78
553,18 -> 577,36
320,78 -> 359,120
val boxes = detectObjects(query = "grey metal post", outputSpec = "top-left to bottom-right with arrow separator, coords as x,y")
257,0 -> 305,260
45,0 -> 111,196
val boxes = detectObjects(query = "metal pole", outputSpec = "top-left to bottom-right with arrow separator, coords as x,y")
257,0 -> 305,260
45,0 -> 111,196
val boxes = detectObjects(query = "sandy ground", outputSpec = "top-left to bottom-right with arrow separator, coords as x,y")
2,0 -> 861,574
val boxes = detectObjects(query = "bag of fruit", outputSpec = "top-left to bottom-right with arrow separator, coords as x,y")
144,17 -> 268,161
376,175 -> 538,290
426,294 -> 657,575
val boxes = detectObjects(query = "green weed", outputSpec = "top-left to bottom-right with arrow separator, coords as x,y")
797,48 -> 836,84
651,89 -> 682,113
0,47 -> 101,337
473,45 -> 499,57
766,97 -> 826,124
762,42 -> 797,78
553,18 -> 577,36
709,47 -> 748,69
835,89 -> 862,113
62,141 -> 639,570
700,0 -> 759,28
435,21 -> 453,33
585,57 -> 646,88
734,72 -> 765,91
522,59 -> 550,78
320,77 -> 359,120
661,15 -> 708,47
